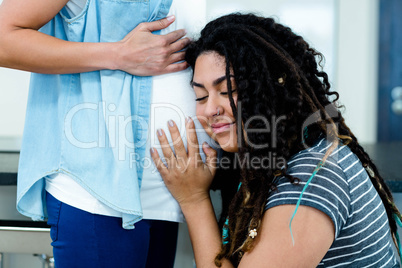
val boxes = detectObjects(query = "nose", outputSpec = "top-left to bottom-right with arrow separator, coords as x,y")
204,95 -> 223,118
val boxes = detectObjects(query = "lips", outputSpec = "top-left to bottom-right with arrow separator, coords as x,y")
210,122 -> 235,134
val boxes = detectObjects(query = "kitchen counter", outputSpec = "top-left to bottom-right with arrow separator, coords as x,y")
0,152 -> 18,186
0,138 -> 51,255
363,142 -> 402,192
0,137 -> 20,185
0,151 -> 49,228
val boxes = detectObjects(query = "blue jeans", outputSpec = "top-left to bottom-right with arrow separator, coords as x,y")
46,192 -> 178,268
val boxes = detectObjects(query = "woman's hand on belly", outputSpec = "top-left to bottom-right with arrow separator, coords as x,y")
116,16 -> 191,76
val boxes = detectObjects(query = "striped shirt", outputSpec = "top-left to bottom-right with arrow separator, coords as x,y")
266,139 -> 399,267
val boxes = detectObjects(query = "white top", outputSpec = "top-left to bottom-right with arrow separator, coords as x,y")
64,0 -> 86,18
46,0 -> 210,222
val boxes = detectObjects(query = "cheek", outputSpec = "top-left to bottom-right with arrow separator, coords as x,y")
224,98 -> 237,117
196,105 -> 210,130
195,105 -> 205,122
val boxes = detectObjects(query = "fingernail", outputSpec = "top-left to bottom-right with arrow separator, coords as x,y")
203,142 -> 210,148
185,116 -> 192,123
157,129 -> 163,136
150,148 -> 155,154
167,15 -> 175,22
168,120 -> 174,127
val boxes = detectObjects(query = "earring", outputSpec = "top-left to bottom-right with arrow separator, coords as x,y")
216,107 -> 220,116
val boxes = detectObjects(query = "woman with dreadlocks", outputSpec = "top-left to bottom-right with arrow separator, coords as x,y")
151,13 -> 401,267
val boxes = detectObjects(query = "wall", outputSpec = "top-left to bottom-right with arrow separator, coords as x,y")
0,0 -> 30,137
205,0 -> 379,143
0,68 -> 29,137
336,0 -> 379,143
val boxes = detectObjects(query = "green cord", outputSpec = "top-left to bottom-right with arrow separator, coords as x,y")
289,160 -> 324,245
222,182 -> 242,245
393,214 -> 402,263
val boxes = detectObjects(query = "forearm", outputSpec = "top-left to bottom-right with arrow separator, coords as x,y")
0,0 -> 188,76
0,28 -> 117,74
181,198 -> 234,268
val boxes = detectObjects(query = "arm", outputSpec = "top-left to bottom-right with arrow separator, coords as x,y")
181,198 -> 232,267
151,118 -> 234,267
239,205 -> 334,267
152,120 -> 334,267
0,0 -> 189,75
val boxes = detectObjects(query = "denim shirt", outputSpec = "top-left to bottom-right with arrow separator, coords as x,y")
17,0 -> 173,229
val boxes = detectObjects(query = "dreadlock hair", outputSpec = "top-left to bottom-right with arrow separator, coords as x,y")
185,13 -> 402,266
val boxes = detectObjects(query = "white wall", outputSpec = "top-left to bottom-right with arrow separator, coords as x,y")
205,0 -> 379,143
0,0 -> 30,138
206,0 -> 337,81
0,68 -> 30,137
335,0 -> 379,143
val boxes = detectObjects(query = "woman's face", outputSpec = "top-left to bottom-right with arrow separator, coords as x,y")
192,52 -> 238,152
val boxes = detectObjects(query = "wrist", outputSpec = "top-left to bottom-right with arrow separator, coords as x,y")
102,42 -> 120,71
180,194 -> 212,214
108,39 -> 143,74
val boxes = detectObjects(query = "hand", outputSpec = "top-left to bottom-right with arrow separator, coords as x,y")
116,15 -> 190,76
151,117 -> 217,207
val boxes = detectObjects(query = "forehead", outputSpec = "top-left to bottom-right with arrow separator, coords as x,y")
193,52 -> 227,82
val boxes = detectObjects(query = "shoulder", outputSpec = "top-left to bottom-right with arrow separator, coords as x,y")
285,139 -> 349,187
266,139 -> 353,237
287,138 -> 368,189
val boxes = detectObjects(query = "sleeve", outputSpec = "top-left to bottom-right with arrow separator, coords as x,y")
265,154 -> 351,238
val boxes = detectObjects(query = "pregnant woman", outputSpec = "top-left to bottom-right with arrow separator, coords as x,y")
0,0 -> 210,266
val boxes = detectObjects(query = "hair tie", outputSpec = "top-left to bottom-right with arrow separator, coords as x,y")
249,229 -> 258,239
278,73 -> 287,85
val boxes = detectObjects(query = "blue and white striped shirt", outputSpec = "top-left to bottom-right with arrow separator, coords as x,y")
266,139 -> 399,267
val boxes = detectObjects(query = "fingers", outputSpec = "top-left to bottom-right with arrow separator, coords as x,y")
150,147 -> 169,176
123,16 -> 189,76
168,37 -> 191,54
168,51 -> 186,65
156,128 -> 176,164
164,28 -> 188,45
202,142 -> 217,174
186,117 -> 201,161
167,120 -> 187,159
162,61 -> 188,75
152,40 -> 189,75
141,15 -> 176,32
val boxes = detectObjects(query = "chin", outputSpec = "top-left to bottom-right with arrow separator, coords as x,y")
221,145 -> 238,153
202,125 -> 238,152
217,138 -> 238,152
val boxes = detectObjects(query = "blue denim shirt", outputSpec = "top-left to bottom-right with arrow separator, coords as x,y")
17,0 -> 173,229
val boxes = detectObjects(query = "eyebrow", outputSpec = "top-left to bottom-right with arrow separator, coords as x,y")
191,75 -> 234,88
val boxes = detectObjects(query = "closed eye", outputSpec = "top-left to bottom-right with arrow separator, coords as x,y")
195,96 -> 208,102
220,89 -> 237,95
